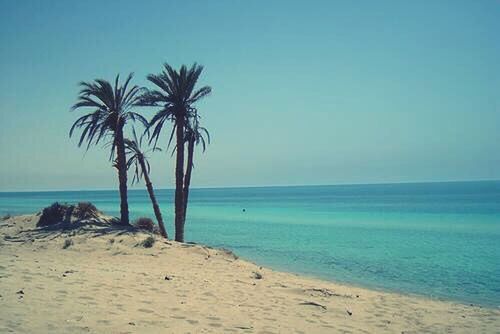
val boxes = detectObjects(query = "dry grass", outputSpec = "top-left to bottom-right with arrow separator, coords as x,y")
133,217 -> 155,233
72,202 -> 100,220
37,202 -> 69,226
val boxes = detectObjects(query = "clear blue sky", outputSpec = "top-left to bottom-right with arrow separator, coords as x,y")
0,0 -> 499,191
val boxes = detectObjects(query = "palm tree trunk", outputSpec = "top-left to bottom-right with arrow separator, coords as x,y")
115,126 -> 129,225
174,117 -> 185,242
183,139 -> 195,219
139,158 -> 168,238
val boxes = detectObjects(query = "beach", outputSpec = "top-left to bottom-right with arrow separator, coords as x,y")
1,214 -> 498,334
1,1 -> 499,333
2,183 -> 499,307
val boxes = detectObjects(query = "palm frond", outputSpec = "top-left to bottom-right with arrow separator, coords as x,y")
70,73 -> 147,158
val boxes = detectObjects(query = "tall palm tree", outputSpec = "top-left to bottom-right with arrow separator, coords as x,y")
70,74 -> 146,225
183,113 -> 210,219
140,63 -> 211,242
125,129 -> 168,238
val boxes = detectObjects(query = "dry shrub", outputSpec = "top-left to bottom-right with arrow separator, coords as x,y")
133,217 -> 155,233
37,202 -> 104,227
37,202 -> 70,226
72,202 -> 99,220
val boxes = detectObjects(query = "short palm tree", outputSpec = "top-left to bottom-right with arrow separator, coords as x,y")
140,63 -> 211,242
183,113 -> 210,218
125,129 -> 168,238
70,74 -> 146,225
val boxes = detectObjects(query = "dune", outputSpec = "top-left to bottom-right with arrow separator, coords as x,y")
0,213 -> 498,333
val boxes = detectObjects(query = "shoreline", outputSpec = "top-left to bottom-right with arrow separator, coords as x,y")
231,257 -> 497,310
1,214 -> 499,333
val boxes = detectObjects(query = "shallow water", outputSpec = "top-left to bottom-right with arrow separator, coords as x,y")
1,181 -> 499,306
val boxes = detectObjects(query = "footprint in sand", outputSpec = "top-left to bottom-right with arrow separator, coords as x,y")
209,323 -> 222,328
78,296 -> 94,300
171,315 -> 186,319
137,308 -> 155,314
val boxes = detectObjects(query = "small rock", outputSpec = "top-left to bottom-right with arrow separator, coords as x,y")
128,322 -> 135,326
16,290 -> 24,295
252,271 -> 263,280
164,275 -> 172,281
346,309 -> 353,316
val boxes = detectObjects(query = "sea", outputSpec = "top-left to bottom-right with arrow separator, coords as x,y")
1,181 -> 499,307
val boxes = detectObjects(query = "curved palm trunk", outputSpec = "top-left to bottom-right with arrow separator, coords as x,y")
115,126 -> 129,225
139,158 -> 168,238
174,117 -> 186,242
183,138 -> 195,219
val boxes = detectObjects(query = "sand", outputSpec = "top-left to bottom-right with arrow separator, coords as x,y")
0,214 -> 499,334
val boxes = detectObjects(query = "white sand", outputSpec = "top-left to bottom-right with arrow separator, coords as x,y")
0,214 -> 499,333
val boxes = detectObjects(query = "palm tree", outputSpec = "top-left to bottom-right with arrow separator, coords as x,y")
70,74 -> 146,225
183,113 -> 210,219
125,129 -> 168,238
140,63 -> 211,242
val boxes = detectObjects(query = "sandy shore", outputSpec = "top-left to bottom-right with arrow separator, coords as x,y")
0,214 -> 499,333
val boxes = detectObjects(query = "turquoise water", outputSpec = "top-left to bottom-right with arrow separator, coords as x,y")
1,181 -> 499,307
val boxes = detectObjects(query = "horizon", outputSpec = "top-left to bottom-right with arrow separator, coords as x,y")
1,0 -> 499,191
1,178 -> 498,194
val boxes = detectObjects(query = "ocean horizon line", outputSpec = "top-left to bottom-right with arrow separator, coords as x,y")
1,178 -> 498,194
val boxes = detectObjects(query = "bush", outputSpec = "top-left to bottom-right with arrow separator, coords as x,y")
37,202 -> 70,226
72,202 -> 99,220
37,202 -> 104,227
140,236 -> 155,248
133,217 -> 155,233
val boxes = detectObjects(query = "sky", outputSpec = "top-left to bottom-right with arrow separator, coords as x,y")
0,0 -> 499,191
